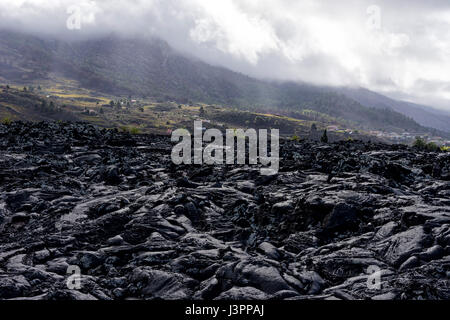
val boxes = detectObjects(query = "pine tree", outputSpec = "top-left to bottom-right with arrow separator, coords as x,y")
321,129 -> 328,143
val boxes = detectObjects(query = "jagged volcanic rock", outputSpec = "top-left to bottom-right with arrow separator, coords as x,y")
0,121 -> 449,300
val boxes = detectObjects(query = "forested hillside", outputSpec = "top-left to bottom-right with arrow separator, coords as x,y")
0,29 -> 445,135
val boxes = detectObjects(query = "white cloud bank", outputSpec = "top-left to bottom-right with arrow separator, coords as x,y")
1,0 -> 450,110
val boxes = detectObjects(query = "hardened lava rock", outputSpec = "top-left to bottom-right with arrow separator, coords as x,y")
0,121 -> 449,300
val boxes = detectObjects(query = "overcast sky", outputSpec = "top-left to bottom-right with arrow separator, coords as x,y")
1,0 -> 450,110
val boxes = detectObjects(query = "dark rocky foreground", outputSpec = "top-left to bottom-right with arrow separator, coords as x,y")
0,121 -> 449,300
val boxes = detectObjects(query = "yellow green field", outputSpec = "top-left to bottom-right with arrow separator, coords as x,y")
1,77 -> 357,139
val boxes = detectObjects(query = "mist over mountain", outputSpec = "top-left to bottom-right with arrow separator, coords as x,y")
336,87 -> 450,133
0,29 -> 448,136
1,0 -> 450,112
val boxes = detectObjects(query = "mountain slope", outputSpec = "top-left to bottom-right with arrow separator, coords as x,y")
0,85 -> 78,122
337,87 -> 450,133
0,29 -> 446,136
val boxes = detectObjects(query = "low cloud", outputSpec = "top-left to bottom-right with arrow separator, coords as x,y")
1,0 -> 450,110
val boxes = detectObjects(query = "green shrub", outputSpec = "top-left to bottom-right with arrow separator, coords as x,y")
413,137 -> 426,149
1,117 -> 12,125
129,126 -> 141,135
120,125 -> 141,135
414,137 -> 441,152
320,129 -> 328,143
426,142 -> 439,152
